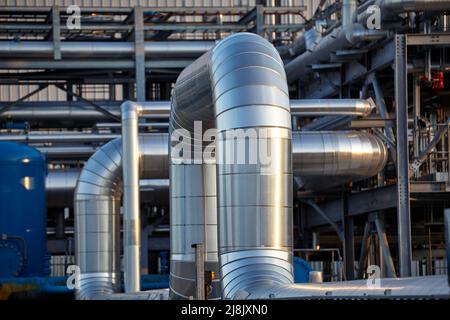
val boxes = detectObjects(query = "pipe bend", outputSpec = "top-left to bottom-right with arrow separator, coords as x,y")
169,32 -> 293,300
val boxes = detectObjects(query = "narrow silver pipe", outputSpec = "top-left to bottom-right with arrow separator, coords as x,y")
4,99 -> 372,122
120,102 -> 142,293
290,99 -> 374,116
95,122 -> 169,129
0,133 -> 119,143
0,41 -> 214,58
170,33 -> 293,300
3,101 -> 170,122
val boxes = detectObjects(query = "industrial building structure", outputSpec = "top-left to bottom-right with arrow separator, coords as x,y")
0,0 -> 450,300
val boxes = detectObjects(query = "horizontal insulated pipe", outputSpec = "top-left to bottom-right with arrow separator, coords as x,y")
293,131 -> 388,190
290,99 -> 374,116
46,130 -> 387,208
2,101 -> 170,122
4,99 -> 371,122
74,133 -> 168,299
47,169 -> 169,208
169,33 -> 293,300
0,41 -> 214,58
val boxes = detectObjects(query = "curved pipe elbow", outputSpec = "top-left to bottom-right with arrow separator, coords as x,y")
169,33 -> 293,300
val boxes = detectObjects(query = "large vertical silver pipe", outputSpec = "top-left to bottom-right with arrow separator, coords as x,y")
169,50 -> 220,299
169,33 -> 293,300
120,102 -> 142,293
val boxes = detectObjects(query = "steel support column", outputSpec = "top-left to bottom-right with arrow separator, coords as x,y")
343,192 -> 355,280
357,220 -> 371,279
395,34 -> 412,277
444,209 -> 450,285
52,6 -> 61,60
193,243 -> 205,300
134,7 -> 146,102
374,214 -> 397,278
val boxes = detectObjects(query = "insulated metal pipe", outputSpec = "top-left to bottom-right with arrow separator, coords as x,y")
0,133 -> 119,143
120,102 -> 142,293
4,99 -> 371,122
74,133 -> 168,299
2,101 -> 170,122
0,41 -> 214,58
293,131 -> 388,190
170,33 -> 293,300
47,169 -> 169,208
47,130 -> 387,208
290,99 -> 374,116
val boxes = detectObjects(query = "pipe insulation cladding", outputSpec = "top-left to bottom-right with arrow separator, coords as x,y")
169,33 -> 293,300
50,131 -> 387,208
74,134 -> 168,299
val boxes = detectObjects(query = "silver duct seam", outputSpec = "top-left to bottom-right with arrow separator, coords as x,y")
74,133 -> 168,299
169,33 -> 293,300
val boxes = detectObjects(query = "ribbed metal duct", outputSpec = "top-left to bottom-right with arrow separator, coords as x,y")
0,41 -> 214,58
74,133 -> 168,299
169,33 -> 293,300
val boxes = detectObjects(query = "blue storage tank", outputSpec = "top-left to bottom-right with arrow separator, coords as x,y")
0,142 -> 49,278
